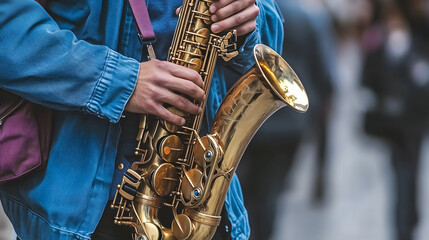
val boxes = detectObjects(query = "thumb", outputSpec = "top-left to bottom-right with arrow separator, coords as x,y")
176,6 -> 182,16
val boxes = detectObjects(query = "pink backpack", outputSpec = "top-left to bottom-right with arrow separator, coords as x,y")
0,0 -> 52,183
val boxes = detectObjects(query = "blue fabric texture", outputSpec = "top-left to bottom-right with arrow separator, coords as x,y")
0,0 -> 284,239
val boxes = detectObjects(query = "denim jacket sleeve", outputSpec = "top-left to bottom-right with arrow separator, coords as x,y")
0,0 -> 140,123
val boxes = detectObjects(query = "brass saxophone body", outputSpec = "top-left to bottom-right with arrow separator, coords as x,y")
111,0 -> 309,239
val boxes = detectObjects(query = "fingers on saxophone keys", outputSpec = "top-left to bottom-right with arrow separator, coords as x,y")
157,89 -> 202,116
154,104 -> 186,126
211,5 -> 259,35
169,94 -> 203,116
165,78 -> 206,103
163,62 -> 204,89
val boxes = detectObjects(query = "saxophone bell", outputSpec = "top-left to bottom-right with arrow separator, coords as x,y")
253,43 -> 309,112
181,44 -> 308,240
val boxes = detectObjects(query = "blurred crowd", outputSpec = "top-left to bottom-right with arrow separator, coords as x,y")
238,0 -> 429,240
2,0 -> 429,240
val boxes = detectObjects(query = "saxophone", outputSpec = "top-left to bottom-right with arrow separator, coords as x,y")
111,0 -> 309,239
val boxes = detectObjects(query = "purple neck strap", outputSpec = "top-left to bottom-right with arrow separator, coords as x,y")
128,0 -> 156,42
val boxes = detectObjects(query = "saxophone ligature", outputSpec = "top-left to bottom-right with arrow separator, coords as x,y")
111,0 -> 309,239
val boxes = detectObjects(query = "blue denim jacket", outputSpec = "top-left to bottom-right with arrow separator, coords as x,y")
0,0 -> 283,239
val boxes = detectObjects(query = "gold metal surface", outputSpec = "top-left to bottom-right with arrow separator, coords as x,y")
164,107 -> 187,133
152,163 -> 179,196
185,209 -> 221,227
185,44 -> 308,239
111,0 -> 308,239
134,193 -> 163,208
192,135 -> 210,167
181,169 -> 203,201
158,135 -> 184,162
171,214 -> 192,239
254,44 -> 308,112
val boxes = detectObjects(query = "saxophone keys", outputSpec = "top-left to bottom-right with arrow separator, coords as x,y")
136,115 -> 147,140
219,30 -> 239,61
134,223 -> 161,240
151,163 -> 180,197
189,58 -> 202,72
164,107 -> 187,133
158,135 -> 184,162
193,135 -> 212,166
171,214 -> 193,240
194,28 -> 209,45
117,169 -> 142,201
220,51 -> 239,62
181,168 -> 203,202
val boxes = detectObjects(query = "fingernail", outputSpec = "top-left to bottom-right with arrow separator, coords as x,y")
180,118 -> 186,126
211,15 -> 218,22
210,5 -> 216,13
198,107 -> 203,114
212,24 -> 219,33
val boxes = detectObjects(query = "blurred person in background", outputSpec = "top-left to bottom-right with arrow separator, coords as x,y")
237,0 -> 335,239
362,0 -> 429,239
288,0 -> 338,203
272,0 -> 386,239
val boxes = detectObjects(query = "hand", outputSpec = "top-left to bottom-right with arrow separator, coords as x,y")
125,60 -> 205,126
209,0 -> 259,36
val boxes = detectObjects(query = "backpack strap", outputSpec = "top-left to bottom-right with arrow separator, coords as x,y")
128,0 -> 156,43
